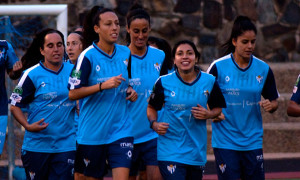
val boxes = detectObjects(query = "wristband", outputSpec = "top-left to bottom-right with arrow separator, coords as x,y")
150,120 -> 157,129
99,82 -> 103,92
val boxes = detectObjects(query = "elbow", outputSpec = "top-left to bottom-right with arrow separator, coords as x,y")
69,91 -> 77,101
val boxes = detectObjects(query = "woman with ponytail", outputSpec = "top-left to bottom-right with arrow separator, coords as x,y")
68,6 -> 137,180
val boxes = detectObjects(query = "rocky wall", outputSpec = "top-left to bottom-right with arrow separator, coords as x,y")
1,0 -> 300,63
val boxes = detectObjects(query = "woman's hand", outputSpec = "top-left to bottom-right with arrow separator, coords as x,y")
212,112 -> 225,122
153,122 -> 169,135
126,86 -> 138,102
191,104 -> 212,120
259,99 -> 278,113
101,74 -> 125,90
25,118 -> 49,132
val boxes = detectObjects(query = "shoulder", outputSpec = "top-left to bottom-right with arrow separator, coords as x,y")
22,63 -> 41,79
148,46 -> 165,58
252,55 -> 269,67
207,54 -> 231,72
201,71 -> 216,80
115,44 -> 130,54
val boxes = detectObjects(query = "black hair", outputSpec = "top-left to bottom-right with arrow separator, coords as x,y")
69,31 -> 84,44
148,36 -> 172,76
125,3 -> 150,43
172,40 -> 201,60
21,28 -> 65,70
221,16 -> 257,56
82,6 -> 114,48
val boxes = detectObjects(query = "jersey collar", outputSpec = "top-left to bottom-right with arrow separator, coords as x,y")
132,46 -> 149,60
175,66 -> 201,86
39,61 -> 64,74
93,41 -> 116,59
230,53 -> 253,72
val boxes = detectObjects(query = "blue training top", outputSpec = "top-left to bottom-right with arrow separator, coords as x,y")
10,61 -> 76,153
68,43 -> 133,145
149,69 -> 226,166
291,74 -> 300,104
207,54 -> 279,151
128,46 -> 165,144
0,40 -> 18,115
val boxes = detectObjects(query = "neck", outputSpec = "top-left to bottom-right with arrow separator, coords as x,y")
43,60 -> 62,72
129,44 -> 146,56
233,52 -> 250,69
178,68 -> 197,83
97,41 -> 115,55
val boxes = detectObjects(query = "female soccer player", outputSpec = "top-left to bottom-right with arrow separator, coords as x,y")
148,40 -> 226,180
68,6 -> 137,180
287,74 -> 300,117
66,31 -> 83,64
207,16 -> 279,179
125,4 -> 165,180
10,28 -> 76,179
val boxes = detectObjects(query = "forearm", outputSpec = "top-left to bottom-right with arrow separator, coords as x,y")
69,84 -> 100,100
209,107 -> 222,119
147,105 -> 158,121
10,105 -> 29,129
287,101 -> 300,117
269,99 -> 278,113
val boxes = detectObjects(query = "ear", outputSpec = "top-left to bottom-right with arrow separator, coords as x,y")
40,47 -> 45,56
126,26 -> 130,33
232,38 -> 237,47
94,24 -> 100,34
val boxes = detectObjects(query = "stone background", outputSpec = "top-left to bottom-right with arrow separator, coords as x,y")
1,0 -> 300,63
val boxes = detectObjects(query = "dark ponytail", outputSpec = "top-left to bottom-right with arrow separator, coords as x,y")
82,6 -> 114,49
221,16 -> 257,56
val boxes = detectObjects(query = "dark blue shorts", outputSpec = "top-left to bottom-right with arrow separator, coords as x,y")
158,161 -> 204,180
213,148 -> 265,180
74,137 -> 133,178
129,138 -> 158,176
21,150 -> 75,180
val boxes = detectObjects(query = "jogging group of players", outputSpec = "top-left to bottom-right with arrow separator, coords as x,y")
0,3 -> 300,180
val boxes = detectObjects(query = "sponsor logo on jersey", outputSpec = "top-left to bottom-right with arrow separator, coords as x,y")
123,59 -> 128,66
154,63 -> 161,72
225,76 -> 230,82
219,164 -> 226,173
96,65 -> 100,71
10,86 -> 23,105
69,69 -> 81,88
171,91 -> 176,97
293,86 -> 298,94
120,142 -> 134,148
29,171 -> 35,180
167,164 -> 176,174
256,75 -> 263,83
84,158 -> 90,167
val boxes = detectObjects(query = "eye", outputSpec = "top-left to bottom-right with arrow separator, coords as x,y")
142,29 -> 148,33
47,44 -> 53,48
57,42 -> 63,47
242,40 -> 248,44
67,42 -> 70,46
133,29 -> 139,34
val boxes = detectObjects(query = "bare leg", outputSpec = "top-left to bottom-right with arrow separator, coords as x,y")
112,167 -> 130,180
146,165 -> 162,180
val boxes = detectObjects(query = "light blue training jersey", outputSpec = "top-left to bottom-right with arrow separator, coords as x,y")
149,70 -> 226,166
0,40 -> 18,115
68,43 -> 133,145
10,61 -> 76,153
128,46 -> 165,144
207,54 -> 279,150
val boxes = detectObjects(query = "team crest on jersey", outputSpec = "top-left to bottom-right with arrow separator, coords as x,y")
225,76 -> 230,82
154,63 -> 161,72
84,158 -> 90,167
123,59 -> 128,66
29,171 -> 35,180
219,164 -> 226,173
167,164 -> 176,174
96,65 -> 100,71
204,90 -> 210,98
256,75 -> 263,83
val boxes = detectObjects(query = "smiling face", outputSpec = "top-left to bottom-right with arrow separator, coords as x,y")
94,11 -> 120,45
174,43 -> 196,73
127,18 -> 150,50
67,33 -> 83,63
232,30 -> 256,61
40,32 -> 64,67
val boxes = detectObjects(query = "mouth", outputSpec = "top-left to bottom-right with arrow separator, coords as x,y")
53,54 -> 61,59
181,61 -> 190,66
111,33 -> 118,38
